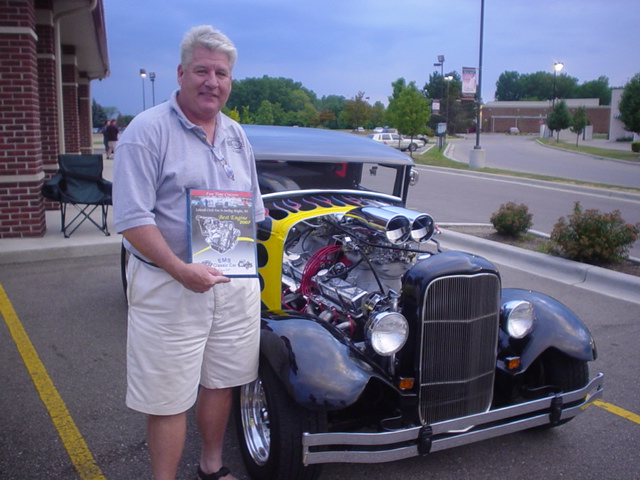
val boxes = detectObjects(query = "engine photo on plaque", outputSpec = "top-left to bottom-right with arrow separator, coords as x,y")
188,189 -> 257,277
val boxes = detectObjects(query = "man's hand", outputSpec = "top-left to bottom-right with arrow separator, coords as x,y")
122,225 -> 230,293
173,262 -> 230,293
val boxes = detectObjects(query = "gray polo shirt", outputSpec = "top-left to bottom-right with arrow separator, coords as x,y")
113,90 -> 265,263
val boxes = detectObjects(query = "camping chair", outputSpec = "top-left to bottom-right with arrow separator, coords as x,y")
41,154 -> 112,238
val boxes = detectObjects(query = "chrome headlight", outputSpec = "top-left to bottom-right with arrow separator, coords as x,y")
501,300 -> 536,339
365,312 -> 409,356
409,167 -> 419,186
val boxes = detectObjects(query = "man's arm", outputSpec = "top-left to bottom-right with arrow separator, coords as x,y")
123,225 -> 229,293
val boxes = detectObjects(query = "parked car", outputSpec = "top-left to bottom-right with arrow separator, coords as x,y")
367,132 -> 423,151
120,125 -> 604,480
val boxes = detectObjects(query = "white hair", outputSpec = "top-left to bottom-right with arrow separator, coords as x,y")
180,25 -> 237,71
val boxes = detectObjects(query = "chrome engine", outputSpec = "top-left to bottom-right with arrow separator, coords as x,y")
281,205 -> 435,334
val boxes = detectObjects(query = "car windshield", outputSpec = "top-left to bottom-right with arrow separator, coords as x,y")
256,160 -> 405,198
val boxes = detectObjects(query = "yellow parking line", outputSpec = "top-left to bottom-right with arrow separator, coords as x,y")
0,284 -> 106,480
593,400 -> 640,425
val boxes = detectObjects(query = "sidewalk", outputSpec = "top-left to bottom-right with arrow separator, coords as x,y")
0,156 -> 120,265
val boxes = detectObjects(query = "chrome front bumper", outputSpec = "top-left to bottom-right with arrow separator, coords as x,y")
302,373 -> 604,465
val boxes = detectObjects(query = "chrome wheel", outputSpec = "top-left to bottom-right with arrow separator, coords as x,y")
240,378 -> 270,466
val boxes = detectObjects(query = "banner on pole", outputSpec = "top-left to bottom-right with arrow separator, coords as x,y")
462,67 -> 477,100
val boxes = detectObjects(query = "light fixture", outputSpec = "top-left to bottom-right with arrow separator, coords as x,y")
552,61 -> 564,107
140,68 -> 147,110
149,72 -> 156,106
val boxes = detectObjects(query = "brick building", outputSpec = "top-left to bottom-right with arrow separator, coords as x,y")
482,99 -> 611,135
0,0 -> 109,238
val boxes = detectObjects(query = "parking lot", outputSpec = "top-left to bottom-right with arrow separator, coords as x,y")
1,251 -> 639,480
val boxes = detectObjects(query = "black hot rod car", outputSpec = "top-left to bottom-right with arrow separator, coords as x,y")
121,125 -> 603,480
237,126 -> 603,480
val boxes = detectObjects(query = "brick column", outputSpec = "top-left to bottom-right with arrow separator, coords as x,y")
78,76 -> 93,154
61,45 -> 80,154
0,0 -> 46,238
35,3 -> 59,210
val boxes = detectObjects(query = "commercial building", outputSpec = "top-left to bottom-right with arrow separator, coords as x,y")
482,99 -> 610,135
0,0 -> 109,238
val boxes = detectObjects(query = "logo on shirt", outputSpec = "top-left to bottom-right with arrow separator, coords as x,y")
227,137 -> 244,152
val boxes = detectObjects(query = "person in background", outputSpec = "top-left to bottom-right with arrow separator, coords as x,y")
101,120 -> 109,155
112,25 -> 264,480
105,119 -> 119,159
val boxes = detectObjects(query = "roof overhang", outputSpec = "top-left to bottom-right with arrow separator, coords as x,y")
55,0 -> 109,80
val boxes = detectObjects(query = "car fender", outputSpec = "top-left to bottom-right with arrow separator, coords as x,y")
501,288 -> 597,370
259,313 -> 387,411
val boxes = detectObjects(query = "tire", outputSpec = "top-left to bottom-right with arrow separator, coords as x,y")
408,143 -> 418,152
235,361 -> 326,480
525,349 -> 589,428
543,349 -> 589,394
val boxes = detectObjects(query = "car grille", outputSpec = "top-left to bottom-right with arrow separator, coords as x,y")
419,273 -> 501,425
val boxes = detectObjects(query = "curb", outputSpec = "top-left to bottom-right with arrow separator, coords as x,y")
439,229 -> 640,305
0,237 -> 121,265
2,218 -> 638,305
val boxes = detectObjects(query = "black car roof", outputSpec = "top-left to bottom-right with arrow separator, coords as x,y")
242,125 -> 415,166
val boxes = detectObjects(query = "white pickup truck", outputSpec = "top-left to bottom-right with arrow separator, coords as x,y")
367,132 -> 424,152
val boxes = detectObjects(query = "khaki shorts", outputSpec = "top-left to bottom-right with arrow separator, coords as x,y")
125,257 -> 261,415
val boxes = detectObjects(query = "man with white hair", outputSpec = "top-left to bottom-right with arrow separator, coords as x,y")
113,25 -> 264,480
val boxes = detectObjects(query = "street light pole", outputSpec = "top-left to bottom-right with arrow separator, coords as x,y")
444,75 -> 453,142
434,55 -> 445,149
552,62 -> 564,107
140,68 -> 147,111
470,0 -> 485,168
149,72 -> 156,106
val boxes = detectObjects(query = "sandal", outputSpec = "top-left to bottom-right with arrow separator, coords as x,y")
197,465 -> 231,480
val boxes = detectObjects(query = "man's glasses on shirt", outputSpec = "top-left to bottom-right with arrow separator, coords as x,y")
212,146 -> 235,180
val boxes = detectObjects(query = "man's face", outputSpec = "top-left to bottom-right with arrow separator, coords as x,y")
177,46 -> 232,124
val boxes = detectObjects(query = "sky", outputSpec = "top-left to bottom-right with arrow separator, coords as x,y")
92,0 -> 639,117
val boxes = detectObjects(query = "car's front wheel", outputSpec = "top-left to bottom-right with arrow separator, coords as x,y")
236,361 -> 326,480
408,142 -> 418,152
523,349 -> 589,428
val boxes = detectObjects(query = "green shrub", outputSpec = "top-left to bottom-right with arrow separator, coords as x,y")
490,202 -> 533,237
631,142 -> 640,153
550,202 -> 640,264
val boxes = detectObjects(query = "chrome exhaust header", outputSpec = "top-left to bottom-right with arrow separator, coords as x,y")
344,207 -> 411,244
381,206 -> 435,243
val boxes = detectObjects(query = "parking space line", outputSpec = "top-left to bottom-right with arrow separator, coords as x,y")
593,400 -> 640,425
0,284 -> 107,480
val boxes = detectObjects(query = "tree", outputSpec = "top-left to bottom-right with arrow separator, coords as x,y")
254,100 -> 275,125
570,106 -> 588,146
423,71 -> 470,134
369,101 -> 386,129
387,81 -> 430,154
546,100 -> 572,141
117,114 -> 135,128
495,71 -> 522,101
494,71 -> 579,101
343,92 -> 371,129
576,76 -> 611,105
226,106 -> 241,122
227,75 -> 319,126
618,73 -> 640,136
92,99 -> 107,129
103,105 -> 119,121
318,95 -> 346,129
